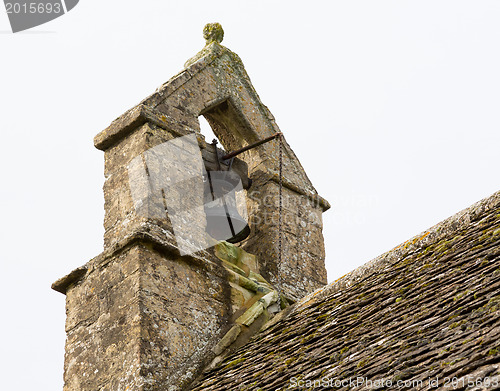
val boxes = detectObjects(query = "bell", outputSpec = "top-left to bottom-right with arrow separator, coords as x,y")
204,171 -> 251,243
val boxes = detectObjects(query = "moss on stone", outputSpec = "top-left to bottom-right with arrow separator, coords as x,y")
224,357 -> 246,369
357,359 -> 368,368
284,357 -> 297,366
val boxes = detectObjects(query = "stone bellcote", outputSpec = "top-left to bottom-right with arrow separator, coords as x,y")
95,22 -> 329,301
52,23 -> 330,391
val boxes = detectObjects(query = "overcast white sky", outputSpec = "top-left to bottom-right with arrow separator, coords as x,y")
1,1 -> 499,389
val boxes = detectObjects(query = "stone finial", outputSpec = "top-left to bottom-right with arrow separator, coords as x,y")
203,22 -> 224,44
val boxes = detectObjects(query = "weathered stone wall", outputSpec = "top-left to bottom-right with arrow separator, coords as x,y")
101,117 -> 182,250
134,245 -> 232,390
61,243 -> 235,391
244,179 -> 327,301
63,246 -> 142,391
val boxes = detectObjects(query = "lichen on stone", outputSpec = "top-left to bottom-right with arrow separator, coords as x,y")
203,23 -> 224,44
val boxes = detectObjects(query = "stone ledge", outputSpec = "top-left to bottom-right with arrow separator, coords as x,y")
51,265 -> 88,294
94,104 -> 198,151
252,171 -> 331,212
268,172 -> 330,212
51,223 -> 221,295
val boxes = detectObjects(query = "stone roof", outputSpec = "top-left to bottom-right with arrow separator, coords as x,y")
191,190 -> 500,390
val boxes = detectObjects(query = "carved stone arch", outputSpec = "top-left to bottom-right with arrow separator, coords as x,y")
199,97 -> 269,171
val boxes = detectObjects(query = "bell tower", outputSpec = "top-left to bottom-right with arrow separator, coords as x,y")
52,23 -> 329,390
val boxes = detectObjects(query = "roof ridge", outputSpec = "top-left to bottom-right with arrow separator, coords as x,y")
296,189 -> 500,308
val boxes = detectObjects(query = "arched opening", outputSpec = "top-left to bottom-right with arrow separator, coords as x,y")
198,115 -> 222,147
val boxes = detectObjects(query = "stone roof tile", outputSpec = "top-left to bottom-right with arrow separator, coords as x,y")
191,190 -> 500,390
